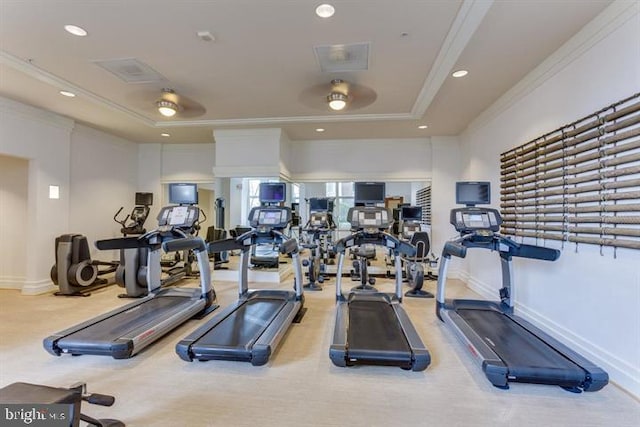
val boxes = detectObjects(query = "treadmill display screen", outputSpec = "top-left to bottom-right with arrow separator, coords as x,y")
463,213 -> 489,228
259,211 -> 281,225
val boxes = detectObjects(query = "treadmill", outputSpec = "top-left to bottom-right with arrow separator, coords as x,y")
176,205 -> 305,366
436,181 -> 608,391
44,205 -> 218,359
330,205 -> 430,371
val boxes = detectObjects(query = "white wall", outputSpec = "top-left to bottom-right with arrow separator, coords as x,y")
161,143 -> 215,184
459,3 -> 640,396
69,125 -> 139,260
0,97 -> 73,294
430,137 -> 463,271
0,154 -> 29,287
289,138 -> 431,182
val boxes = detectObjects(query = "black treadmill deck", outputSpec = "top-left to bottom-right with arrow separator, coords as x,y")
57,296 -> 194,347
190,298 -> 287,354
346,299 -> 412,365
457,308 -> 587,386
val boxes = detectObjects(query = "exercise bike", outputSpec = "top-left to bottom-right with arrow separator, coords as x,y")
397,206 -> 436,298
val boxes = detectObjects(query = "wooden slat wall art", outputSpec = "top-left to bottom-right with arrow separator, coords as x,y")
416,186 -> 432,226
500,93 -> 640,254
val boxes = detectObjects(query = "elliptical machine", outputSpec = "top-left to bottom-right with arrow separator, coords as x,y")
51,234 -> 119,297
300,198 -> 335,291
113,192 -> 152,236
115,184 -> 200,298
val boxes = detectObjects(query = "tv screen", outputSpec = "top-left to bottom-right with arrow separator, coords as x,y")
309,198 -> 329,212
456,181 -> 490,205
135,192 -> 153,206
354,182 -> 385,205
401,206 -> 422,221
169,183 -> 198,205
259,182 -> 286,203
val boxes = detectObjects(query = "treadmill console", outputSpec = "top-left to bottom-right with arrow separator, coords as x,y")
248,206 -> 291,230
450,207 -> 502,234
309,212 -> 330,229
157,205 -> 200,229
347,206 -> 392,232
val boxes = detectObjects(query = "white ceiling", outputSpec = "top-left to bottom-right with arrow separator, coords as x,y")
0,0 -> 613,143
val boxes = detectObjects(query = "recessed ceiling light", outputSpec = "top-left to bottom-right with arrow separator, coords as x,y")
452,70 -> 468,78
64,25 -> 88,37
316,4 -> 335,18
315,128 -> 325,132
161,133 -> 170,137
59,90 -> 76,97
418,125 -> 428,129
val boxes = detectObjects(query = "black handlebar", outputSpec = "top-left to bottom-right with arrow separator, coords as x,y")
334,231 -> 416,257
208,237 -> 245,253
443,233 -> 560,262
163,237 -> 207,253
279,238 -> 299,255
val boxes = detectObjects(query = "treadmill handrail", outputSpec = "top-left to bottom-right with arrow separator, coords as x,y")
334,231 -> 416,257
442,233 -> 559,262
162,236 -> 206,253
207,237 -> 245,254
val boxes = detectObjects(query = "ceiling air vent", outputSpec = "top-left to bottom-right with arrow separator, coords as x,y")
92,58 -> 167,84
314,43 -> 370,72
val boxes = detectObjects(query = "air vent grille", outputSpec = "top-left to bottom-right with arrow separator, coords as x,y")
314,43 -> 370,72
92,58 -> 166,84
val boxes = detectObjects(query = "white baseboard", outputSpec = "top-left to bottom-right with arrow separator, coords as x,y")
0,276 -> 24,290
21,279 -> 55,295
458,272 -> 640,398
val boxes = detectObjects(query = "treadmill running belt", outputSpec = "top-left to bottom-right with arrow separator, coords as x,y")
457,309 -> 586,383
58,296 -> 193,346
347,300 -> 411,362
193,298 -> 286,348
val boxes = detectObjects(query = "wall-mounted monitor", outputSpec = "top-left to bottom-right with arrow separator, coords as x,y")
169,183 -> 198,205
401,206 -> 422,221
354,182 -> 385,205
135,192 -> 153,206
259,182 -> 286,204
456,181 -> 490,206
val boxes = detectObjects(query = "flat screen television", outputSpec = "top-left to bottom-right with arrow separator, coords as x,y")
259,182 -> 286,204
309,198 -> 329,212
169,183 -> 198,205
456,181 -> 490,206
135,192 -> 153,206
354,182 -> 385,205
401,206 -> 422,221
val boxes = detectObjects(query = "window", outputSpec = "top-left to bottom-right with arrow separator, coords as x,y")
247,178 -> 264,210
327,182 -> 354,229
291,183 -> 300,205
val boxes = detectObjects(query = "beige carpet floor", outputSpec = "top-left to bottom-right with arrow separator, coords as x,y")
0,271 -> 638,426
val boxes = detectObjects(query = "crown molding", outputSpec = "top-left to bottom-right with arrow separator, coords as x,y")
0,95 -> 74,131
0,1 -> 490,130
411,0 -> 494,117
466,0 -> 639,134
0,50 -> 155,127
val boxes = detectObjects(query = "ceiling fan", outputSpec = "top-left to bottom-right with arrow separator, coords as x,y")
298,79 -> 377,112
128,88 -> 206,119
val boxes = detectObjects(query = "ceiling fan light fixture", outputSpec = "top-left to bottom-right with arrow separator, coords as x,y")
327,92 -> 347,111
157,100 -> 178,117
